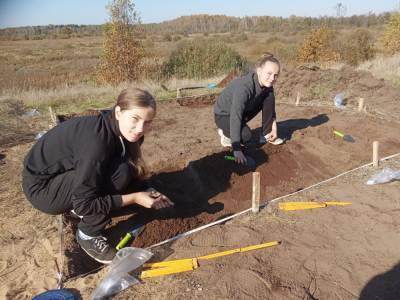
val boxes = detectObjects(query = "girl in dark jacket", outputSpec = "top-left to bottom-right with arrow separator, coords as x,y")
22,87 -> 173,264
214,53 -> 283,165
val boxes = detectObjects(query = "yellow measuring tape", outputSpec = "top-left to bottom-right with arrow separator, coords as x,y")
140,241 -> 280,279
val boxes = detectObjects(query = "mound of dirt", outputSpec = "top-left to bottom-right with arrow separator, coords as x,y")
275,66 -> 400,121
176,93 -> 219,107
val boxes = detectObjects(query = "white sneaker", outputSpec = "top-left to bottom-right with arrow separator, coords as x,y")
217,129 -> 232,147
261,133 -> 284,145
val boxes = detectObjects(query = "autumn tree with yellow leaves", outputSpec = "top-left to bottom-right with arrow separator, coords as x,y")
97,0 -> 143,85
381,12 -> 400,55
297,27 -> 340,65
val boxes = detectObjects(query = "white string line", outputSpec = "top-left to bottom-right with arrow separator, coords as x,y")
56,214 -> 64,289
268,151 -> 400,205
63,264 -> 105,284
148,151 -> 400,249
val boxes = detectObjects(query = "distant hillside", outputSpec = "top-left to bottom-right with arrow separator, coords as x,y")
0,13 -> 391,40
0,24 -> 102,40
144,13 -> 391,34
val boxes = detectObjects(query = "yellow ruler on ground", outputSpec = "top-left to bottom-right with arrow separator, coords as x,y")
279,201 -> 352,211
140,241 -> 281,279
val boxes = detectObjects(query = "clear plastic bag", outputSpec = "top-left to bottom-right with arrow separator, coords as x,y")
366,168 -> 400,185
333,93 -> 345,109
91,247 -> 153,300
21,108 -> 40,118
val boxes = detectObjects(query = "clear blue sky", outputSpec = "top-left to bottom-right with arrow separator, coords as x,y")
0,0 -> 399,28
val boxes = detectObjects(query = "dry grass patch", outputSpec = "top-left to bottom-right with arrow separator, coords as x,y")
357,53 -> 400,87
0,37 -> 102,92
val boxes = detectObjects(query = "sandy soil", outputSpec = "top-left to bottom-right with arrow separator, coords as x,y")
0,66 -> 399,299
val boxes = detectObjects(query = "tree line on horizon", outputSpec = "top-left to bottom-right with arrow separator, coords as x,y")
0,12 -> 392,40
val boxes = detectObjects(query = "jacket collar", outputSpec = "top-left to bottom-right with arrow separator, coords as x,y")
251,71 -> 264,94
105,107 -> 127,158
108,106 -> 122,138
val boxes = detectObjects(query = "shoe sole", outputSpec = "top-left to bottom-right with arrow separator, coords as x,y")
70,209 -> 83,219
269,138 -> 284,145
262,135 -> 284,145
79,245 -> 113,264
220,140 -> 232,147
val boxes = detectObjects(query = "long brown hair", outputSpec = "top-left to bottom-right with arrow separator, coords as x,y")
116,87 -> 156,179
255,52 -> 280,69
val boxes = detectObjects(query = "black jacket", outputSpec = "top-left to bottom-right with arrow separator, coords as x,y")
214,71 -> 276,150
23,109 -> 139,215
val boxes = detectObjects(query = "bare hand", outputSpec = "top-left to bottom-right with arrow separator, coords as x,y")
267,120 -> 278,141
146,188 -> 174,210
121,190 -> 174,209
266,131 -> 278,142
233,150 -> 247,165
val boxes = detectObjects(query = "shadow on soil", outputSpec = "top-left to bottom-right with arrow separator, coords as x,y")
64,149 -> 268,279
108,148 -> 268,235
359,262 -> 400,300
278,114 -> 329,141
250,114 -> 329,144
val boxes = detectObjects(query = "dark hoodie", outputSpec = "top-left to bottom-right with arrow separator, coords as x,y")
214,70 -> 276,150
23,109 -> 140,215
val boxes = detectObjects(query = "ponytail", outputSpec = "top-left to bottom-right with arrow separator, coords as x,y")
255,52 -> 280,69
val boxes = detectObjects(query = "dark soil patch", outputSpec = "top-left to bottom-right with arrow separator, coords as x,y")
176,93 -> 219,107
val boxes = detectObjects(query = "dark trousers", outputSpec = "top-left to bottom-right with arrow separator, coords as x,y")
214,106 -> 274,143
22,161 -> 146,236
214,114 -> 252,142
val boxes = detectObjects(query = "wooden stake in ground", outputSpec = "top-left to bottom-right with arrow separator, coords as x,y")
358,98 -> 365,112
295,91 -> 301,106
176,88 -> 181,98
373,141 -> 379,167
48,106 -> 57,128
252,172 -> 260,213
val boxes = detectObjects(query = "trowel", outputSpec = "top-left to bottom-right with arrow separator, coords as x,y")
333,130 -> 355,143
116,224 -> 145,250
224,155 -> 256,168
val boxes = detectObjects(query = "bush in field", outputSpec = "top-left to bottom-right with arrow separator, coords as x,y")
273,43 -> 299,66
381,12 -> 400,55
162,33 -> 172,42
97,0 -> 144,85
340,29 -> 375,66
172,35 -> 181,42
297,27 -> 339,64
235,32 -> 248,42
140,57 -> 164,81
260,36 -> 299,65
162,39 -> 246,78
